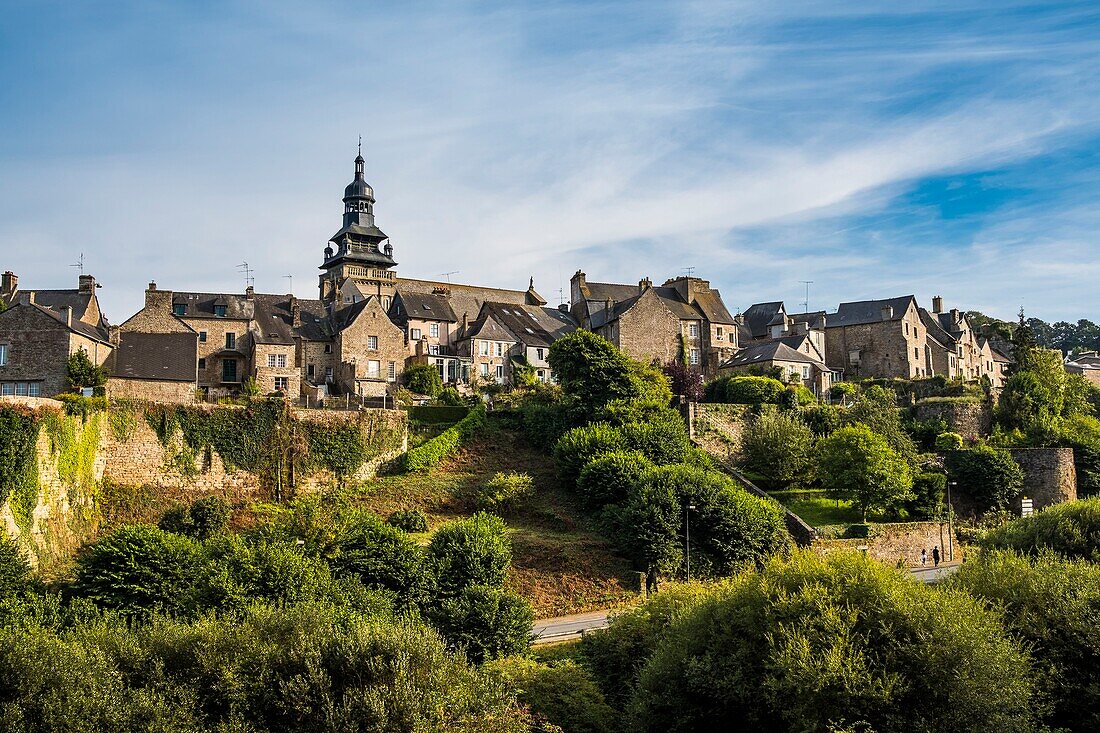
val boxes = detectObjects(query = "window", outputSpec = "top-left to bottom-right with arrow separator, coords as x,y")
537,370 -> 545,381
689,323 -> 699,338
905,322 -> 910,336
199,331 -> 207,343
274,377 -> 289,391
324,344 -> 332,354
429,323 -> 439,338
479,341 -> 489,356
173,304 -> 187,316
198,358 -> 206,370
214,305 -> 227,317
388,361 -> 396,381
536,347 -> 544,361
914,347 -> 919,359
0,383 -> 11,395
480,363 -> 489,376
689,348 -> 699,365
802,365 -> 811,379
367,360 -> 380,377
4,382 -> 41,397
225,332 -> 236,349
222,359 -> 238,382
0,344 -> 7,366
495,342 -> 503,357
307,364 -> 315,377
267,353 -> 287,368
716,326 -> 724,341
428,344 -> 439,355
367,335 -> 378,350
410,328 -> 422,340
496,365 -> 504,380
324,366 -> 334,381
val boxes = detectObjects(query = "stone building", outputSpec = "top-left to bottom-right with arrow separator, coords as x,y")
455,301 -> 577,385
731,301 -> 833,392
822,295 -> 932,379
917,296 -> 1010,385
569,271 -> 736,376
1065,351 -> 1100,387
0,272 -> 113,396
106,331 -> 198,402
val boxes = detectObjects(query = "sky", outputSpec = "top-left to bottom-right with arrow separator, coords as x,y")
1,0 -> 1099,323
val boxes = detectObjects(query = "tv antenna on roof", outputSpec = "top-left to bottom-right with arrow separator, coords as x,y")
70,253 -> 85,276
283,275 -> 293,293
799,280 -> 814,312
237,262 -> 254,290
682,266 -> 696,277
441,270 -> 459,284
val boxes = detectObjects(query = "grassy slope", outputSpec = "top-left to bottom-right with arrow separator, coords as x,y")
357,421 -> 638,618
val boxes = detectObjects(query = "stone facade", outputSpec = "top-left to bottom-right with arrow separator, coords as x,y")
1010,447 -> 1077,512
912,399 -> 993,441
107,377 -> 196,403
335,297 -> 405,394
823,296 -> 931,379
813,522 -> 959,567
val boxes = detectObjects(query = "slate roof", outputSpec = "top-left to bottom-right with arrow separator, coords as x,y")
17,302 -> 113,344
721,341 -> 827,369
396,277 -> 541,323
919,308 -> 956,347
107,332 -> 197,382
392,292 -> 458,324
829,296 -> 916,327
477,303 -> 577,347
741,302 -> 785,339
1066,351 -> 1100,368
171,292 -> 255,320
582,280 -> 639,302
693,289 -> 737,325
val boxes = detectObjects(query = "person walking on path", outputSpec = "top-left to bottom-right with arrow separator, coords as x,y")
932,546 -> 940,567
920,549 -> 927,567
645,566 -> 659,597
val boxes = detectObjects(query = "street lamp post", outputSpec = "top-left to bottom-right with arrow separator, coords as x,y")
685,504 -> 696,582
947,481 -> 956,562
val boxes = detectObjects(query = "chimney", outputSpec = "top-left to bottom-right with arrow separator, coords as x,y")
245,285 -> 255,298
290,296 -> 302,328
604,297 -> 613,314
78,274 -> 96,294
63,305 -> 73,327
558,303 -> 569,313
950,307 -> 960,322
22,291 -> 35,306
638,277 -> 652,293
145,281 -> 173,311
462,312 -> 469,333
1,271 -> 16,296
148,281 -> 157,291
880,305 -> 894,321
932,296 -> 944,314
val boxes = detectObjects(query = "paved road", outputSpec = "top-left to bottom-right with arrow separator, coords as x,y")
531,564 -> 963,645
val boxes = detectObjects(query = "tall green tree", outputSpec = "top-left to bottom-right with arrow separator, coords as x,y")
65,347 -> 108,391
818,425 -> 913,521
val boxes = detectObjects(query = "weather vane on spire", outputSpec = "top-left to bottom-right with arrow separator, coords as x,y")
358,135 -> 362,156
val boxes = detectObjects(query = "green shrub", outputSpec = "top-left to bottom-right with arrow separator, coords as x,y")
553,423 -> 627,484
429,585 -> 533,664
949,551 -> 1100,732
477,471 -> 534,511
787,384 -> 816,406
934,431 -> 965,451
158,496 -> 231,540
830,381 -> 859,399
817,424 -> 913,521
387,508 -> 429,533
65,347 -> 107,391
71,525 -> 207,617
904,415 -> 949,450
801,403 -> 843,435
577,451 -> 653,509
403,363 -> 444,397
628,551 -> 1038,733
521,402 -> 576,452
426,513 -> 511,597
405,404 -> 469,423
982,497 -> 1100,562
620,419 -> 690,465
0,536 -> 31,599
437,386 -> 464,406
907,472 -> 947,519
330,511 -> 428,608
842,386 -> 918,462
54,393 -> 108,418
723,376 -> 786,405
488,657 -> 620,733
945,445 -> 1024,512
548,330 -> 636,412
739,410 -> 815,487
403,404 -> 487,472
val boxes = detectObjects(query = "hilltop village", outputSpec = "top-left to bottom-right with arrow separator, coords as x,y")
0,153 -> 1027,402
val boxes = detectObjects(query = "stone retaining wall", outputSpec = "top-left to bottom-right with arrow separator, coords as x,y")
912,400 -> 992,440
1010,447 -> 1076,511
813,521 -> 958,567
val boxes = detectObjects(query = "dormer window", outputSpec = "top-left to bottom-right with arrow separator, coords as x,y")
214,305 -> 227,317
173,304 -> 187,316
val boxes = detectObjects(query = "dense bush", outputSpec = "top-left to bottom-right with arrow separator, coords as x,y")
662,360 -> 703,402
403,362 -> 444,397
982,497 -> 1100,562
476,471 -> 534,511
621,419 -> 691,465
65,347 -> 108,391
934,431 -> 965,450
0,536 -> 31,599
1059,415 -> 1100,498
158,496 -> 231,540
723,375 -> 786,405
553,423 -> 627,484
426,513 -> 512,597
842,386 -> 918,462
739,410 -> 815,487
945,444 -> 1024,512
577,451 -> 653,508
403,404 -> 487,472
521,402 -> 576,452
800,403 -> 842,435
330,512 -> 428,608
386,508 -> 429,533
71,525 -> 207,617
488,657 -> 620,733
818,424 -> 913,521
949,551 -> 1100,732
548,330 -> 637,412
0,604 -> 533,733
907,472 -> 946,519
904,415 -> 949,450
429,584 -> 533,664
626,551 -> 1038,733
437,386 -> 464,406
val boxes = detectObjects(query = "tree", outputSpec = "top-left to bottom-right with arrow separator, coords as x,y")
331,512 -> 429,608
739,410 -> 815,487
65,347 -> 107,391
981,496 -> 1100,562
553,423 -> 628,484
626,551 -> 1038,733
949,551 -> 1100,732
429,585 -> 533,663
577,451 -> 653,508
548,330 -> 635,411
158,496 -> 230,540
818,425 -> 913,521
723,376 -> 786,405
488,657 -> 620,733
662,360 -> 703,401
426,513 -> 511,597
0,535 -> 31,599
842,385 -> 917,463
945,445 -> 1024,513
403,363 -> 443,397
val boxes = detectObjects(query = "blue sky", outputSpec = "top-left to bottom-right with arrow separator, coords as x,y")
1,1 -> 1098,322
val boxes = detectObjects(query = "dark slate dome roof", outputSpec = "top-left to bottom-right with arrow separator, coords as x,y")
344,155 -> 374,200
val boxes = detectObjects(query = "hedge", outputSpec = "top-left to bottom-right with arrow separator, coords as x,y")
405,405 -> 471,424
403,405 -> 487,472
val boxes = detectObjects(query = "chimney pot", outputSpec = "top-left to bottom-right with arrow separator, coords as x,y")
78,274 -> 96,293
148,281 -> 157,291
245,285 -> 255,298
1,271 -> 17,296
932,296 -> 944,314
63,305 -> 72,327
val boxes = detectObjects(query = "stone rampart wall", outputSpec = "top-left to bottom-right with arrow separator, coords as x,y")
1010,447 -> 1077,511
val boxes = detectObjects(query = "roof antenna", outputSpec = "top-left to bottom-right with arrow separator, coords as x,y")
70,252 -> 85,276
682,266 -> 695,277
799,280 -> 814,312
237,262 -> 254,290
283,274 -> 293,293
441,270 -> 459,284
